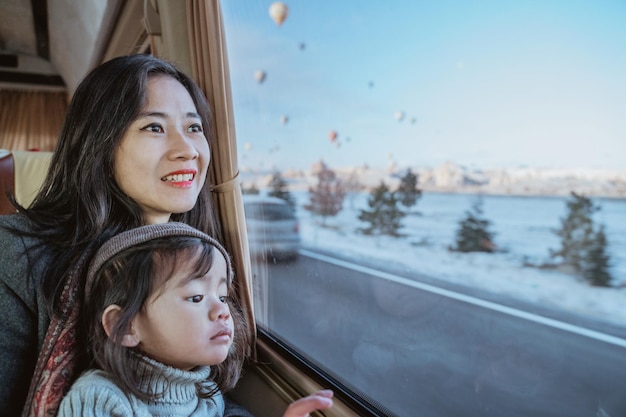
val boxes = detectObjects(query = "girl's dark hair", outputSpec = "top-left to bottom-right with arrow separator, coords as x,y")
12,54 -> 220,314
85,236 -> 249,400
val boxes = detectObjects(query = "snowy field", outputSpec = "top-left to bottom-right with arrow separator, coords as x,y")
290,191 -> 626,328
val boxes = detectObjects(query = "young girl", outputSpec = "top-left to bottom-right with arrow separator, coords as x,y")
57,222 -> 333,417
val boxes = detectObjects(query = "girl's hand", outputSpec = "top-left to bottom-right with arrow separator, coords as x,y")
282,390 -> 334,417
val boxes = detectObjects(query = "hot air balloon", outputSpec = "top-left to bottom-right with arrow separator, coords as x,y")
280,115 -> 289,125
269,2 -> 288,26
254,70 -> 266,84
298,42 -> 306,50
245,143 -> 252,151
394,111 -> 405,122
328,130 -> 338,142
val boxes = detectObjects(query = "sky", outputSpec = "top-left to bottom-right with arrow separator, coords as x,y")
221,1 -> 626,172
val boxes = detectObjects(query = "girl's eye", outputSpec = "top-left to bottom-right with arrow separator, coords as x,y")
187,295 -> 204,303
142,123 -> 164,133
188,123 -> 203,133
219,295 -> 229,304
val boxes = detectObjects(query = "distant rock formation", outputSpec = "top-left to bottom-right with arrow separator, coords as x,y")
240,160 -> 626,198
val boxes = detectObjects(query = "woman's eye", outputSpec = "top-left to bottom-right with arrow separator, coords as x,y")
219,295 -> 229,303
187,295 -> 204,303
142,123 -> 164,133
188,123 -> 203,133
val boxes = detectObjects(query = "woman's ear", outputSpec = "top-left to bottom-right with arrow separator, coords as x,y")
102,304 -> 141,347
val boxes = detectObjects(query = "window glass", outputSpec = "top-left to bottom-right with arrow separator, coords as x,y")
221,1 -> 626,416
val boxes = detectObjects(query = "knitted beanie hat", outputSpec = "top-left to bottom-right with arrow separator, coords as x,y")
85,222 -> 233,301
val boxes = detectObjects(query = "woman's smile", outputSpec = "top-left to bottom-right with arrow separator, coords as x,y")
161,169 -> 197,187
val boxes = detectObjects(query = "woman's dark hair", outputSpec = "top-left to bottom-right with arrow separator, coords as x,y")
14,54 -> 220,314
85,236 -> 249,400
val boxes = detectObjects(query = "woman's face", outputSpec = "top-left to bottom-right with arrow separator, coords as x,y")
114,75 -> 210,224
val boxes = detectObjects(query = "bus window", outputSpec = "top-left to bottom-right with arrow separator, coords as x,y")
221,1 -> 626,416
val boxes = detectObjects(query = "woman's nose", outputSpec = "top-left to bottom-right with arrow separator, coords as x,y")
168,130 -> 200,160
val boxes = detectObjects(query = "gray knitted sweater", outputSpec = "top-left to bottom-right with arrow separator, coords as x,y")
57,354 -> 224,416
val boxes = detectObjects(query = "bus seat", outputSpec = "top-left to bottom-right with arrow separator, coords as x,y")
0,150 -> 52,215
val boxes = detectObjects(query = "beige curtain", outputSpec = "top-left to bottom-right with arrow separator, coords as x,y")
0,90 -> 67,151
184,0 -> 257,348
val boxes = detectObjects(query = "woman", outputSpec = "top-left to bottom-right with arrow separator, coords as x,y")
0,54 -> 229,415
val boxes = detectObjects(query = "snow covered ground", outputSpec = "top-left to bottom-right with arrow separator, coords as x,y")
290,191 -> 626,329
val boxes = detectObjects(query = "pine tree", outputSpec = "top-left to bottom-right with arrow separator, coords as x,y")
452,196 -> 495,253
267,170 -> 296,210
550,192 -> 597,273
305,161 -> 346,224
396,168 -> 422,211
582,225 -> 612,287
358,181 -> 405,237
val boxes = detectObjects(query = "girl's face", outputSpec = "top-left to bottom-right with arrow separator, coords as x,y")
131,248 -> 234,370
114,75 -> 210,224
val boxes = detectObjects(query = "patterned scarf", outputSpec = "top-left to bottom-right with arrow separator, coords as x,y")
20,254 -> 89,417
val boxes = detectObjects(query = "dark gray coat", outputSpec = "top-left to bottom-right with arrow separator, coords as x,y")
0,214 -> 51,415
